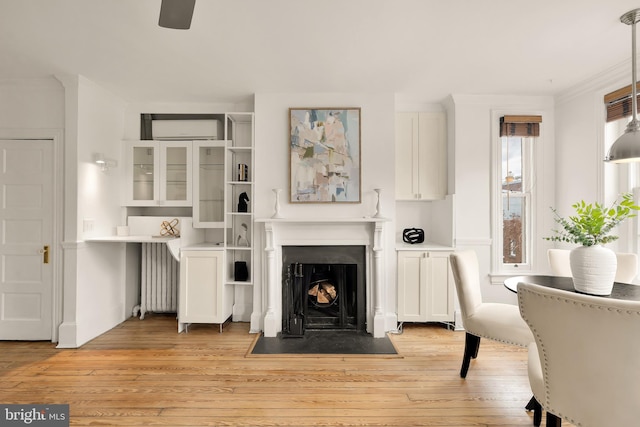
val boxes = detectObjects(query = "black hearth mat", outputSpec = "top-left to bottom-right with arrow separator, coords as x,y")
250,330 -> 397,355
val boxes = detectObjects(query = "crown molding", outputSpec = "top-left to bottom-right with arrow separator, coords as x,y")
555,60 -> 631,106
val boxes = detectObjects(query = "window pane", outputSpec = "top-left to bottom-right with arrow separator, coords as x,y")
502,137 -> 522,186
503,195 -> 525,264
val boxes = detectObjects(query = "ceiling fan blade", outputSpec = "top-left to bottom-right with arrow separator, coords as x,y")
158,0 -> 196,30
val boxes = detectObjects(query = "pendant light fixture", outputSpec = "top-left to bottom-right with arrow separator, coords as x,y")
606,9 -> 640,163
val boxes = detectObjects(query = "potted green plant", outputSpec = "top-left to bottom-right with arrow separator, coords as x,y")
545,192 -> 640,295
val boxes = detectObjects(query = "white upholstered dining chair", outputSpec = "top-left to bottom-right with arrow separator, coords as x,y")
518,282 -> 640,427
615,252 -> 638,283
546,249 -> 572,277
547,248 -> 638,283
449,251 -> 535,378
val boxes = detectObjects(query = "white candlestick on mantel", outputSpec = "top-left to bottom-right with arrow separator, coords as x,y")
272,188 -> 283,219
373,188 -> 382,218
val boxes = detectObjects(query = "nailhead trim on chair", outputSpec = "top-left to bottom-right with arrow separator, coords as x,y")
462,327 -> 529,348
516,288 -> 640,427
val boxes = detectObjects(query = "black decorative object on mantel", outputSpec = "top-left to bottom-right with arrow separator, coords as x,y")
238,192 -> 249,213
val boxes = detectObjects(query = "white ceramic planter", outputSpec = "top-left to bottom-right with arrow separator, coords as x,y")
570,245 -> 617,295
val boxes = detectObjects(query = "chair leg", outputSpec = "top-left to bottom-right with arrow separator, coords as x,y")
546,412 -> 561,427
470,333 -> 480,358
525,396 -> 542,427
460,332 -> 481,378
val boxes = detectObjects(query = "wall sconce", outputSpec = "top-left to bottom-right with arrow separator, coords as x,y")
94,153 -> 117,172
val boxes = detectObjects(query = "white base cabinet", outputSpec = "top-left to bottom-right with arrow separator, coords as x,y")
397,250 -> 454,322
178,248 -> 231,332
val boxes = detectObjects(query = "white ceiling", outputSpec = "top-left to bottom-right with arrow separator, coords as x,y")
1,0 -> 640,105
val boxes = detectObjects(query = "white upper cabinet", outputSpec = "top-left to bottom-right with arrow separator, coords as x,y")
125,140 -> 193,207
395,112 -> 447,201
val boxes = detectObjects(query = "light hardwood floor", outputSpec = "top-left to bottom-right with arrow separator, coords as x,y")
0,315 -> 571,426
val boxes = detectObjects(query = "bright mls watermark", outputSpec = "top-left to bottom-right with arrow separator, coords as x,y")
0,405 -> 69,426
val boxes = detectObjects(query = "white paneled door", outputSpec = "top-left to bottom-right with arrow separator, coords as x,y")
0,140 -> 53,340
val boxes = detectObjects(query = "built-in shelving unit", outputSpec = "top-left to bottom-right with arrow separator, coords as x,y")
122,112 -> 255,330
224,113 -> 254,287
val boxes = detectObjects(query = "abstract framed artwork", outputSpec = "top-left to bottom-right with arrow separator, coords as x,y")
289,107 -> 361,203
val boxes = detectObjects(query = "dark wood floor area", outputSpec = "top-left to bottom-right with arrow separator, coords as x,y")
0,314 -> 571,426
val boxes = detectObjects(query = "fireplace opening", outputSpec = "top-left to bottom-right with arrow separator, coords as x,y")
282,246 -> 366,337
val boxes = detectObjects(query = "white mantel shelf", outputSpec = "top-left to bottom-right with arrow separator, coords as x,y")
256,216 -> 389,338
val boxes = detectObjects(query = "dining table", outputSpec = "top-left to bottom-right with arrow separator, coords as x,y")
503,274 -> 640,301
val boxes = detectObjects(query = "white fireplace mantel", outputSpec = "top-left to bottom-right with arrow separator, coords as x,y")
255,217 -> 389,338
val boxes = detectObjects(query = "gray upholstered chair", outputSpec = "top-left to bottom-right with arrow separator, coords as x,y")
518,282 -> 640,427
449,250 -> 534,378
547,248 -> 638,283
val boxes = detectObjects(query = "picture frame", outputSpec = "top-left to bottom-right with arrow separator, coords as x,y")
289,107 -> 361,203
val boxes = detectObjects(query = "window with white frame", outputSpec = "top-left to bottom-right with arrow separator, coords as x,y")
494,115 -> 541,273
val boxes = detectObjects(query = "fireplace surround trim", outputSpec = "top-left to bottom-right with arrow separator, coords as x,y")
256,217 -> 389,338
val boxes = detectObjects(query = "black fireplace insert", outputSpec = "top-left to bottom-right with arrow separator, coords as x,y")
282,246 -> 366,337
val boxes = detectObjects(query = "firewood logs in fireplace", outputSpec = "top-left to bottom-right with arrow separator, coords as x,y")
308,281 -> 337,305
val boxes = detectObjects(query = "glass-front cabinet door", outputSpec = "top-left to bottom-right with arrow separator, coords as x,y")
128,141 -> 159,205
125,140 -> 192,206
159,141 -> 192,206
193,141 -> 226,227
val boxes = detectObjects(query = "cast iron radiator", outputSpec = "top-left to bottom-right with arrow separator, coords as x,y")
138,242 -> 179,319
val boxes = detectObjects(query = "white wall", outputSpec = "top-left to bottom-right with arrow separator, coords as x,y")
555,91 -> 604,209
252,93 -> 397,332
77,76 -> 127,239
56,75 -> 131,347
75,76 -> 129,345
0,79 -> 64,128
